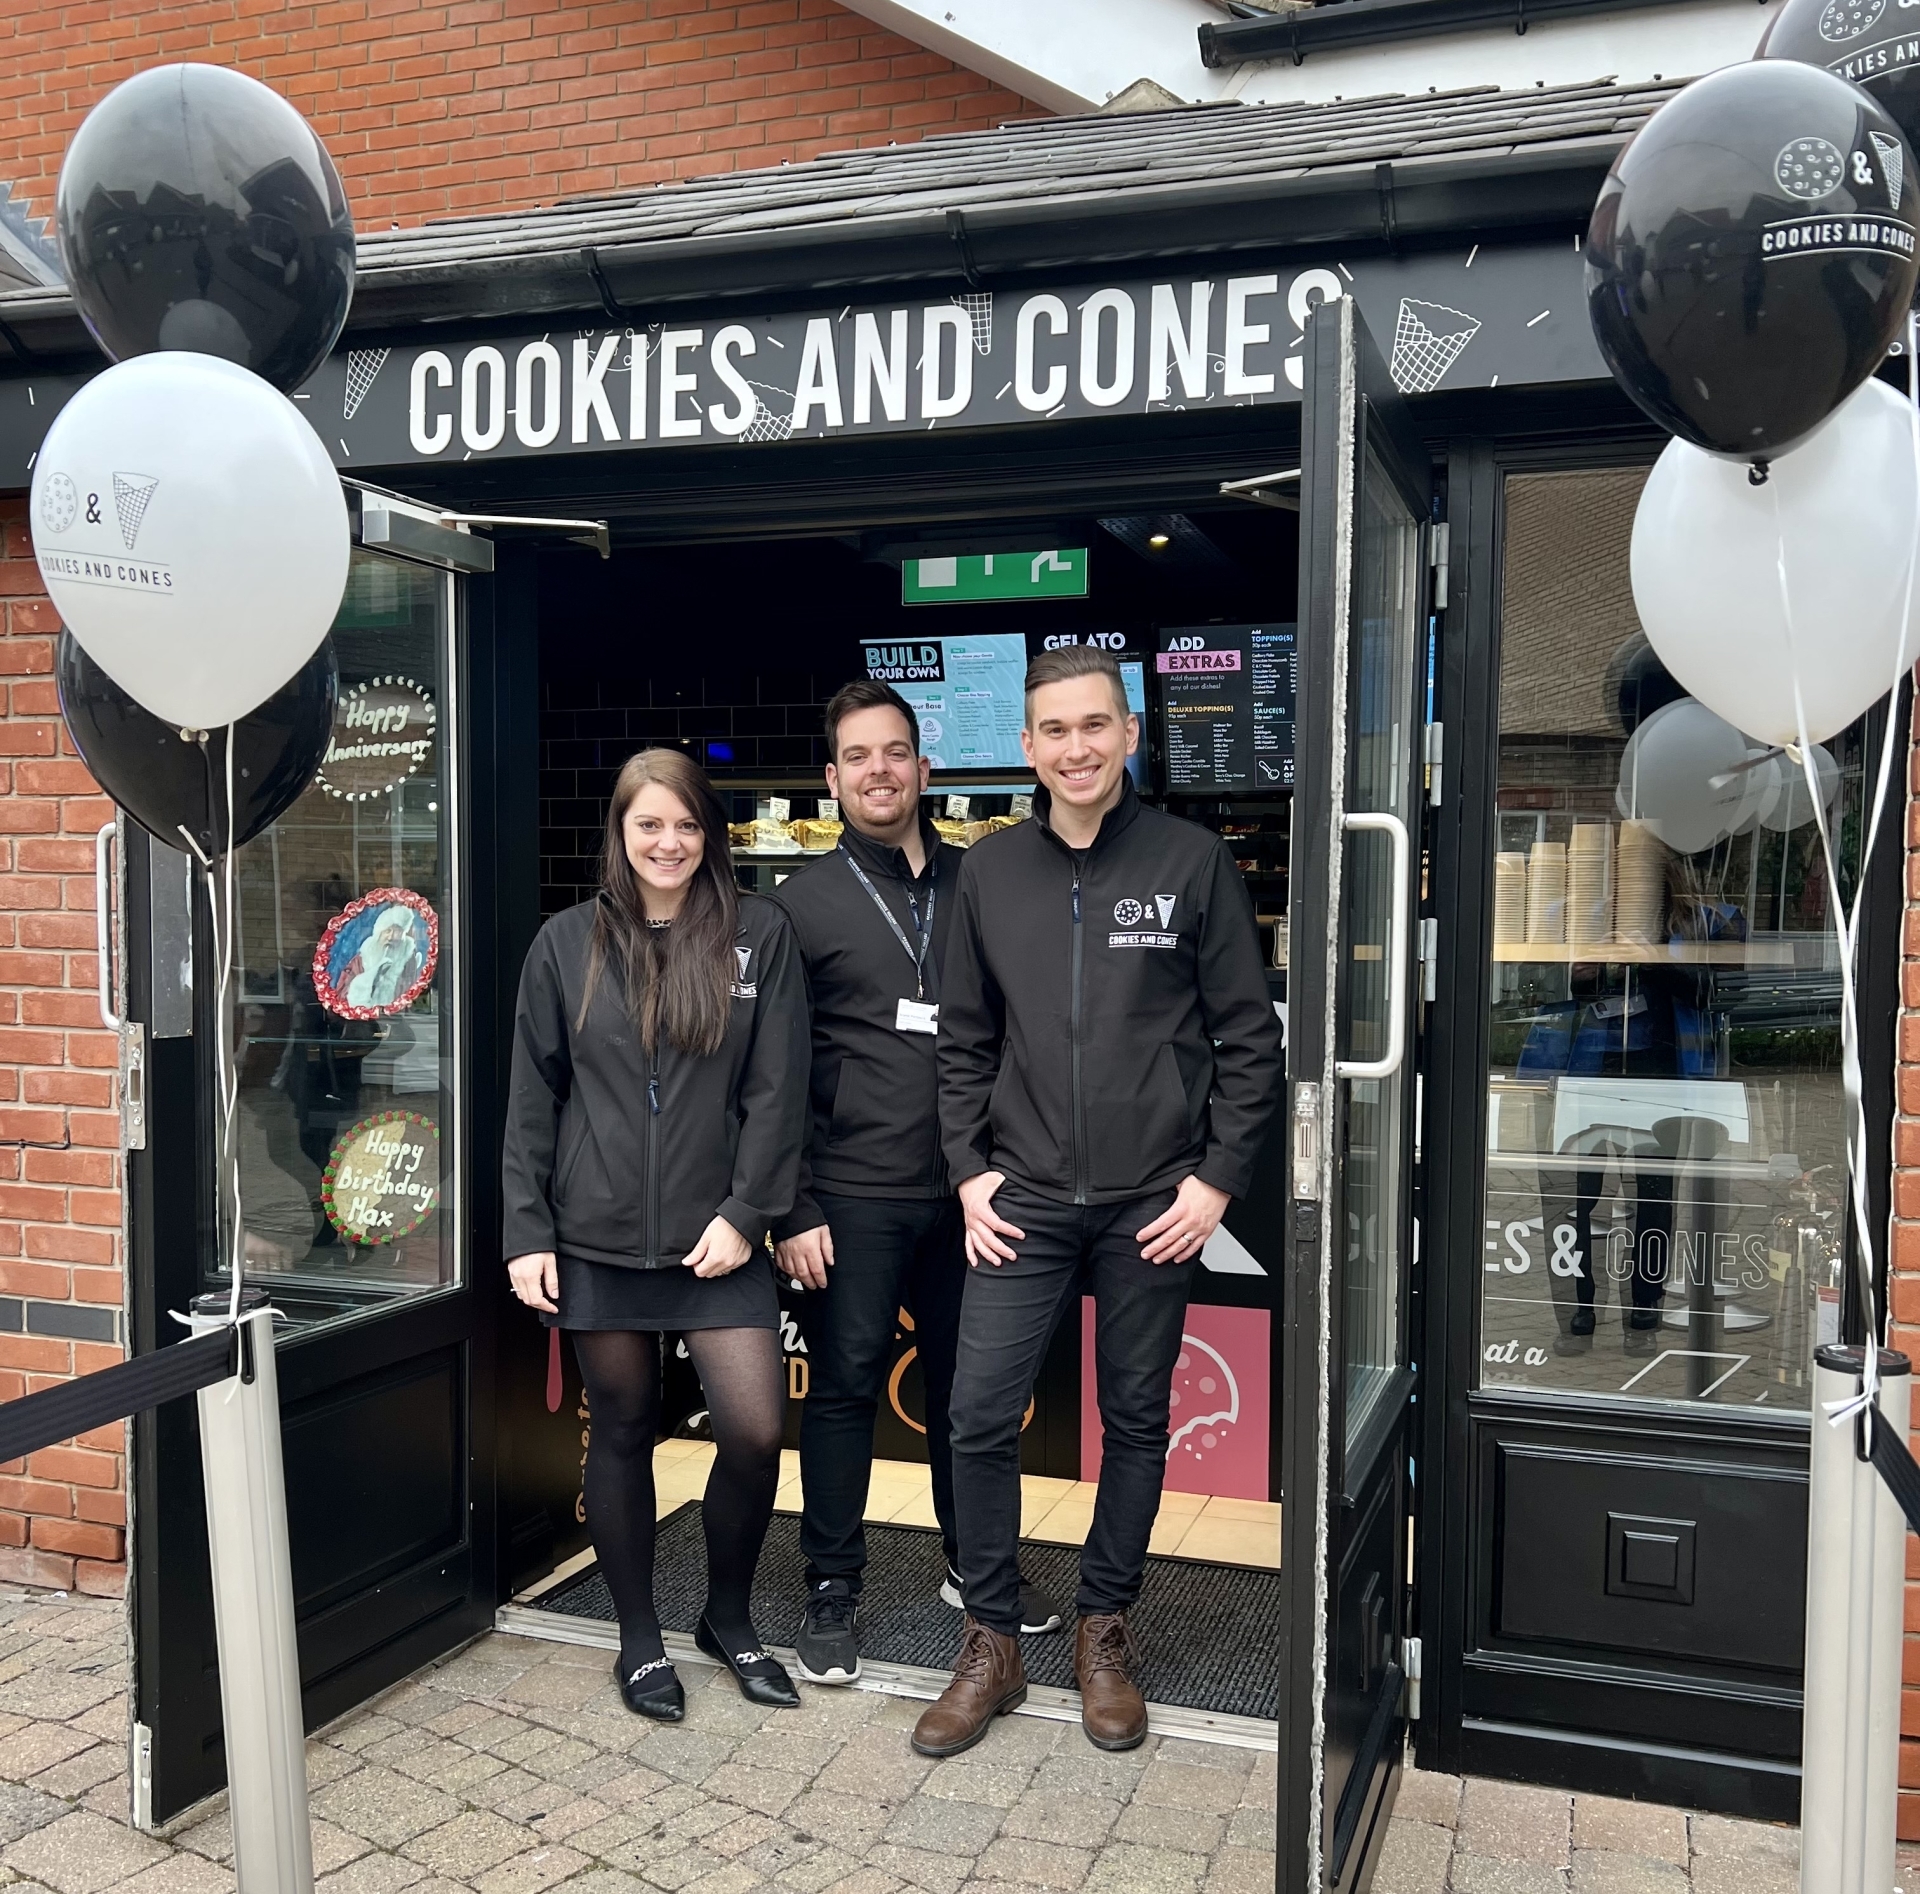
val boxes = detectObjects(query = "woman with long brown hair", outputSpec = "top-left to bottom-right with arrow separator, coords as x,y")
503,748 -> 809,1719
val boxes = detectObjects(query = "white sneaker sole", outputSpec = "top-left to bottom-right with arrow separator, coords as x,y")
793,1652 -> 862,1686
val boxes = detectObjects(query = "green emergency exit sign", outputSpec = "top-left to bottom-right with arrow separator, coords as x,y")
903,549 -> 1089,604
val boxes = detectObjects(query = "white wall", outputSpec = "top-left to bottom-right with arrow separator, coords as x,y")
836,0 -> 1780,116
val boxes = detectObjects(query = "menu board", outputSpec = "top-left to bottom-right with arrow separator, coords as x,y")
862,632 -> 1028,769
1155,624 -> 1296,792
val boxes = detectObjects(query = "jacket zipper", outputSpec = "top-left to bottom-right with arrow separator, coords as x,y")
1070,867 -> 1086,1205
646,1051 -> 661,1264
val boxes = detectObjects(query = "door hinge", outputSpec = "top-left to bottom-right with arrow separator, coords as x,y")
1419,915 -> 1439,1005
130,1720 -> 153,1829
1428,520 -> 1450,610
1404,1636 -> 1423,1721
1423,720 -> 1443,807
120,1023 -> 146,1152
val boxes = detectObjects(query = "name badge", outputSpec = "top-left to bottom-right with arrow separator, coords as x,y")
896,998 -> 939,1035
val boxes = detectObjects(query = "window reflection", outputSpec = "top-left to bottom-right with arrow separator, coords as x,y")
1480,468 -> 1853,1410
214,549 -> 459,1330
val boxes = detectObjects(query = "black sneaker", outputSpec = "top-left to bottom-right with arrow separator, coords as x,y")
794,1577 -> 861,1685
940,1563 -> 1065,1636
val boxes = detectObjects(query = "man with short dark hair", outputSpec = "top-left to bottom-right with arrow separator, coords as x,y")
771,679 -> 1060,1686
911,645 -> 1281,1757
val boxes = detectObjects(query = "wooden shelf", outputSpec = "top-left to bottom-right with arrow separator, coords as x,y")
1492,941 -> 1795,967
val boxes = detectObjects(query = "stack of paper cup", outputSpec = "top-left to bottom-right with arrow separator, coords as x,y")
1526,841 -> 1567,945
1615,820 -> 1668,943
1567,822 -> 1613,946
1494,853 -> 1528,944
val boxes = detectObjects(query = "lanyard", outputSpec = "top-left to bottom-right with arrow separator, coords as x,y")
840,845 -> 936,1001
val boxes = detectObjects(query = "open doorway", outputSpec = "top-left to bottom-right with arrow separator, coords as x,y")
499,498 -> 1298,1734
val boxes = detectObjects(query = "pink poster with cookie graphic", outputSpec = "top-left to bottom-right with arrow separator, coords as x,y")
1079,1300 -> 1270,1501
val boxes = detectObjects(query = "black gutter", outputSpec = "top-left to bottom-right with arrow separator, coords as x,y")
0,138 -> 1621,364
1200,0 -> 1720,67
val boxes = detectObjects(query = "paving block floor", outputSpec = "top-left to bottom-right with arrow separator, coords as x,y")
0,1581 -> 1900,1893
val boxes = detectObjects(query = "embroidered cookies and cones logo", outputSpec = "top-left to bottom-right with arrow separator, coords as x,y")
1775,136 -> 1848,200
1873,129 -> 1905,209
1820,0 -> 1885,39
1109,891 -> 1179,949
732,944 -> 757,999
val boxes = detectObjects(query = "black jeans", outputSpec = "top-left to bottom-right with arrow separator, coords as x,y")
794,1193 -> 965,1590
949,1182 -> 1191,1636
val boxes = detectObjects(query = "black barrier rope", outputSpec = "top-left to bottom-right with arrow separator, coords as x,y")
0,1329 -> 240,1470
1864,1406 -> 1920,1540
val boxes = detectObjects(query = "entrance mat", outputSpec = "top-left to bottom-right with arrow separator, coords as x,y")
533,1505 -> 1282,1722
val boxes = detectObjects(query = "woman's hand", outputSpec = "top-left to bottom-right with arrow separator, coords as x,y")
685,1216 -> 753,1278
508,1251 -> 559,1312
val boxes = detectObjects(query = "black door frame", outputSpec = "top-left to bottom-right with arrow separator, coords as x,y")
1413,424 -> 1909,1818
126,526 -> 511,1826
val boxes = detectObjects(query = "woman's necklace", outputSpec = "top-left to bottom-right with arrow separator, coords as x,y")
645,917 -> 672,930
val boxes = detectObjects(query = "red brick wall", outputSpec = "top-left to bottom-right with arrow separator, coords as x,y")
0,502 -> 122,1601
0,0 -> 1042,231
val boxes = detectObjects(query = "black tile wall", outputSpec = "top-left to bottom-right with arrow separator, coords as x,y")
538,674 -> 835,916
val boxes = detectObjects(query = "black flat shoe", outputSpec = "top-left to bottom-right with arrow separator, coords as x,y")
616,1655 -> 685,1721
694,1617 -> 801,1708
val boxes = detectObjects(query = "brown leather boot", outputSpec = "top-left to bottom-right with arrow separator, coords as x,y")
1075,1610 -> 1148,1751
911,1617 -> 1027,1758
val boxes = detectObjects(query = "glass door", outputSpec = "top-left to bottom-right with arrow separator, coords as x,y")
1282,295 -> 1431,1892
128,499 -> 501,1827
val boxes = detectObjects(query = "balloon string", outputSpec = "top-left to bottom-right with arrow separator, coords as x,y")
223,724 -> 242,1330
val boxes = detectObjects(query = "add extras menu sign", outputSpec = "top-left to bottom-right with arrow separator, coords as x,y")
1157,624 -> 1296,792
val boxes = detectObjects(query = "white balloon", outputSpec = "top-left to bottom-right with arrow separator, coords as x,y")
1615,698 -> 1772,854
1629,376 -> 1920,747
30,353 -> 348,730
1757,742 -> 1842,834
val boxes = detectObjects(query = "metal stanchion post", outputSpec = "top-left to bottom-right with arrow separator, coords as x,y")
1801,1343 -> 1910,1894
187,1292 -> 314,1894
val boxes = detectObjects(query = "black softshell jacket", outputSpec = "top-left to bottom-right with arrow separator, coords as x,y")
502,894 -> 809,1267
769,815 -> 962,1235
938,781 -> 1282,1205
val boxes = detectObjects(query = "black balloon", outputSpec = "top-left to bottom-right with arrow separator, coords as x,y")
1761,0 -> 1920,174
57,631 -> 337,858
1585,61 -> 1918,457
1605,635 -> 1687,735
56,63 -> 355,393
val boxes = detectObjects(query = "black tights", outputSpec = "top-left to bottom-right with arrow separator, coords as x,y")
572,1326 -> 784,1677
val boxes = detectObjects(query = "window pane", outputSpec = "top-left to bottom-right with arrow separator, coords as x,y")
1342,447 -> 1423,1439
214,549 -> 459,1331
1480,468 -> 1857,1411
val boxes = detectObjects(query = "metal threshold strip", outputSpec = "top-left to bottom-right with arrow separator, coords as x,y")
494,1602 -> 1279,1755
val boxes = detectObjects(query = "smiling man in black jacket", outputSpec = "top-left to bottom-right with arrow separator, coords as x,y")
911,644 -> 1282,1760
771,680 -> 1061,1687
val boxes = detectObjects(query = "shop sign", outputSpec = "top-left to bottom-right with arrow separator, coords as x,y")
316,675 -> 436,802
286,241 -> 1594,469
322,1109 -> 439,1245
902,548 -> 1088,603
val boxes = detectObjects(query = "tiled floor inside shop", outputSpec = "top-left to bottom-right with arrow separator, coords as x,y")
0,1581 -> 1882,1894
656,1442 -> 1283,1571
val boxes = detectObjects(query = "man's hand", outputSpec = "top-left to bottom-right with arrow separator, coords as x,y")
774,1224 -> 834,1291
508,1250 -> 559,1312
685,1216 -> 754,1278
959,1171 -> 1024,1268
1136,1176 -> 1229,1265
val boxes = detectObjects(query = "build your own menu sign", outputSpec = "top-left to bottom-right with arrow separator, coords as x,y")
863,632 -> 1028,770
1158,624 -> 1296,792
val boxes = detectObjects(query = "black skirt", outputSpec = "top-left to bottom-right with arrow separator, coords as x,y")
541,1251 -> 780,1332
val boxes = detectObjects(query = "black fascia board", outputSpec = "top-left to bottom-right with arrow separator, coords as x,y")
0,138 -> 1617,368
1200,0 -> 1693,68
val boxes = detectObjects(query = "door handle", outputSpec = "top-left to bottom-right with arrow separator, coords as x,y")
1334,810 -> 1408,1082
94,821 -> 121,1032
